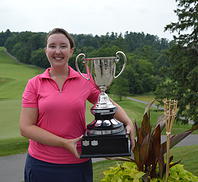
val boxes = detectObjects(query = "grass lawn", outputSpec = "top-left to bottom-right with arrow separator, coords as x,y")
0,47 -> 43,99
0,47 -> 43,154
0,99 -> 21,139
130,92 -> 156,102
0,47 -> 43,140
93,145 -> 198,181
0,137 -> 28,156
172,145 -> 198,175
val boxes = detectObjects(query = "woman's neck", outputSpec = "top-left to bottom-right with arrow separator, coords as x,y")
49,66 -> 69,78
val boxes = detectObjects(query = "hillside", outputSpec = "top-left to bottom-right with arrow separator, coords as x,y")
0,47 -> 43,99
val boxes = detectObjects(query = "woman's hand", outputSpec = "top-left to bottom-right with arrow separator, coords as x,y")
63,136 -> 83,158
110,100 -> 136,151
125,123 -> 136,150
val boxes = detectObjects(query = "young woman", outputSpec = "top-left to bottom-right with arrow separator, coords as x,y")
19,28 -> 135,182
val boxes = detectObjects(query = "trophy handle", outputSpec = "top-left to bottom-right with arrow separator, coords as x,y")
75,53 -> 90,80
114,51 -> 127,79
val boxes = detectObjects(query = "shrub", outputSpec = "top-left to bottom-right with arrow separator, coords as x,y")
101,162 -> 198,182
104,100 -> 198,181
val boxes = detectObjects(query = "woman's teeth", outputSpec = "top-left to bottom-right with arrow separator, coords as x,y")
54,57 -> 63,60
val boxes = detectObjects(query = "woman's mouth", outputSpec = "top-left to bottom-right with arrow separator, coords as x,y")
53,57 -> 64,61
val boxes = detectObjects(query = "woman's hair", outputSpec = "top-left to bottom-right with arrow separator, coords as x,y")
46,28 -> 75,48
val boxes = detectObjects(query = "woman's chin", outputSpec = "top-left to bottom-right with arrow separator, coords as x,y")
51,61 -> 68,68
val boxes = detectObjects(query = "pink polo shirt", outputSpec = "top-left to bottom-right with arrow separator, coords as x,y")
22,66 -> 100,164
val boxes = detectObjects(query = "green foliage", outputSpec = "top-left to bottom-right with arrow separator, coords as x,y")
3,31 -> 46,66
101,162 -> 198,182
155,45 -> 198,123
92,145 -> 198,182
164,0 -> 198,48
30,48 -> 49,68
0,29 -> 12,46
105,102 -> 198,181
101,162 -> 145,182
110,77 -> 129,101
156,0 -> 198,123
168,164 -> 198,181
133,103 -> 198,180
117,53 -> 158,95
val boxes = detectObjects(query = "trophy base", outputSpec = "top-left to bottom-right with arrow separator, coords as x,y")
80,134 -> 131,158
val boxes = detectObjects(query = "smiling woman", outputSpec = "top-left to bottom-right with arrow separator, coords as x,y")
18,28 -> 134,182
19,28 -> 100,182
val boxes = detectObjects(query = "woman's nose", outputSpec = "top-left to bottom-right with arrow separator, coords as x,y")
55,47 -> 61,53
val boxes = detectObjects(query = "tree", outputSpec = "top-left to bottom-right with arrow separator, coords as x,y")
156,46 -> 198,123
165,0 -> 198,50
30,49 -> 49,68
110,77 -> 129,101
0,29 -> 12,46
155,0 -> 198,123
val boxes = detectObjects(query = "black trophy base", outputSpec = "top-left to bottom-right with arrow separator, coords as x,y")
80,134 -> 131,158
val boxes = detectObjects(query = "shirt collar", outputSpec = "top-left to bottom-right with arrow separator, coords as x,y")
39,66 -> 81,80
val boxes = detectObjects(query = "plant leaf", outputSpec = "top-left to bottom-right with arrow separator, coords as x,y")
140,134 -> 150,166
106,157 -> 134,162
142,173 -> 150,182
135,122 -> 144,145
169,155 -> 173,163
133,142 -> 143,171
134,121 -> 139,134
158,149 -> 165,178
169,160 -> 181,168
161,123 -> 198,154
161,132 -> 189,154
141,112 -> 151,138
144,99 -> 155,115
152,125 -> 161,162
154,114 -> 166,132
149,125 -> 161,178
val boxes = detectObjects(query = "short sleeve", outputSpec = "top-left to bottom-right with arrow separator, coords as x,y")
22,79 -> 38,108
87,78 -> 100,104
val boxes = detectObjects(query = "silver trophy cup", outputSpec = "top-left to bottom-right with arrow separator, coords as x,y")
75,51 -> 131,158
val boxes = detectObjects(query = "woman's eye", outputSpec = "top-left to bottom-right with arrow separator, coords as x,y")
61,45 -> 67,49
49,45 -> 56,48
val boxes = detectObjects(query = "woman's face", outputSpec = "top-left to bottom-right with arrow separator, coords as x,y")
45,33 -> 74,68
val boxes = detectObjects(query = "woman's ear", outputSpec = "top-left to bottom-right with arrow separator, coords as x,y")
70,48 -> 74,57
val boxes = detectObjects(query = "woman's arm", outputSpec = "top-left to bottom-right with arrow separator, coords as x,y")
19,107 -> 81,158
111,100 -> 136,149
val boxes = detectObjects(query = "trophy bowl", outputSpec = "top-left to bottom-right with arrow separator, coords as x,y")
75,51 -> 131,158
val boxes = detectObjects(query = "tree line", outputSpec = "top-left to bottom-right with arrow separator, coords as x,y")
0,29 -> 170,96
